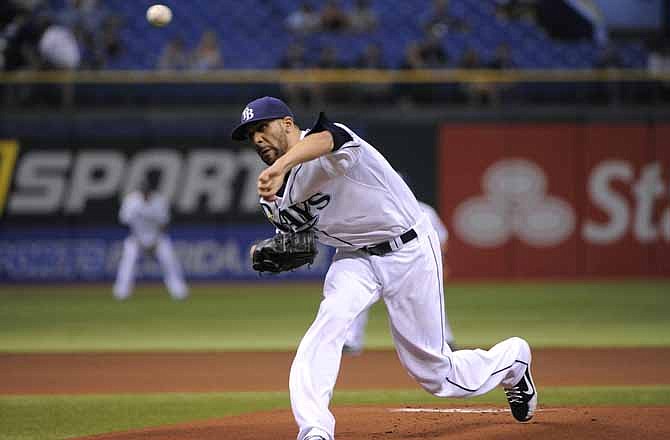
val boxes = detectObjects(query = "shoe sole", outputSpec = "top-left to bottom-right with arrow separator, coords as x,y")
520,339 -> 537,422
521,366 -> 538,422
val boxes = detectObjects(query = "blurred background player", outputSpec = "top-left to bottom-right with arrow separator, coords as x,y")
113,173 -> 188,301
343,198 -> 456,354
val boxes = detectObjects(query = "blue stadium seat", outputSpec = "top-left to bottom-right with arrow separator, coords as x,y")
46,0 -> 647,70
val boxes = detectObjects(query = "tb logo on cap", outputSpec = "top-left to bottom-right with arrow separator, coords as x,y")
241,107 -> 254,122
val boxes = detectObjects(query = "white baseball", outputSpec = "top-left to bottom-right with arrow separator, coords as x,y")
146,4 -> 172,27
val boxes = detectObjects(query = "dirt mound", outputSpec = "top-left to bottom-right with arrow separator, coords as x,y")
75,405 -> 670,440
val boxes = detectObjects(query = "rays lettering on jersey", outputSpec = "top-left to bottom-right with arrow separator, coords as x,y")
261,193 -> 330,233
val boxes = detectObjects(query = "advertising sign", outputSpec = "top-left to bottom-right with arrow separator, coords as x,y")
1,145 -> 266,225
0,225 -> 333,282
439,123 -> 670,278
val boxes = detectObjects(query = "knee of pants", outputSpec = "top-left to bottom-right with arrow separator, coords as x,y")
506,336 -> 531,361
289,356 -> 312,394
316,302 -> 364,339
417,378 -> 444,396
400,365 -> 447,396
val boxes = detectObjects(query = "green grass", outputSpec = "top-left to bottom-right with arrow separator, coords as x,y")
434,280 -> 670,348
1,281 -> 668,439
1,280 -> 669,351
1,386 -> 669,440
0,392 -> 287,440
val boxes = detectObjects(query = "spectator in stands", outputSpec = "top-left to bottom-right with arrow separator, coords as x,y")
317,45 -> 346,69
422,0 -> 469,36
355,42 -> 385,69
60,0 -> 105,32
0,0 -> 23,30
594,44 -> 624,69
459,47 -> 481,69
480,43 -> 516,106
487,42 -> 514,69
398,41 -> 431,105
279,42 -> 323,106
354,42 -> 390,103
280,42 -> 308,70
400,41 -> 427,70
191,30 -> 223,70
348,0 -> 378,34
90,13 -> 122,69
286,2 -> 320,35
316,45 -> 349,102
495,0 -> 537,23
158,37 -> 189,70
38,17 -> 80,70
456,43 -> 514,106
320,0 -> 349,33
458,48 -> 496,106
59,0 -> 121,69
594,43 -> 626,105
1,3 -> 45,71
418,29 -> 450,67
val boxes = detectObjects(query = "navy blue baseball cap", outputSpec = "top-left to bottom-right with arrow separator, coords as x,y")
231,96 -> 295,141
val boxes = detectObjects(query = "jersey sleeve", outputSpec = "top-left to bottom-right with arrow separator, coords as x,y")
307,112 -> 354,151
306,112 -> 362,177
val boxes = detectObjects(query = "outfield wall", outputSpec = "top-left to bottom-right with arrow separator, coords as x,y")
440,122 -> 670,278
1,109 -> 668,281
0,111 -> 430,282
0,225 -> 334,282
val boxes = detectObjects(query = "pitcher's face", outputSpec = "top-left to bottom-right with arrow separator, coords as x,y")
249,118 -> 290,165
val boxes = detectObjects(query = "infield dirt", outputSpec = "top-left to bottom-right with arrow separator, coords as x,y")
2,348 -> 669,439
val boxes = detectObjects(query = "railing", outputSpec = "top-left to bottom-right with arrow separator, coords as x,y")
2,68 -> 669,83
1,69 -> 669,108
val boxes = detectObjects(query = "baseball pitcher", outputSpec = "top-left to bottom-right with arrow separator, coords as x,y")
233,96 -> 537,440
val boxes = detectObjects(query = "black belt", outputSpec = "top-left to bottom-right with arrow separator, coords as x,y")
362,229 -> 417,256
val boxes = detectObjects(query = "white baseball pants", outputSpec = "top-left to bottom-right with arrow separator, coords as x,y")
343,290 -> 455,352
113,235 -> 188,300
290,217 -> 531,440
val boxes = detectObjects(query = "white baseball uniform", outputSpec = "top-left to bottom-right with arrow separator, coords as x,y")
419,200 -> 448,245
113,191 -> 188,300
343,200 -> 454,354
260,113 -> 532,440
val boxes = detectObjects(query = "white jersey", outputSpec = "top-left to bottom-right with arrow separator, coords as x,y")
418,201 -> 448,247
118,191 -> 169,248
260,113 -> 423,249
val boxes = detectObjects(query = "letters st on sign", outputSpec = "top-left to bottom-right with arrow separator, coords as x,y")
439,123 -> 670,278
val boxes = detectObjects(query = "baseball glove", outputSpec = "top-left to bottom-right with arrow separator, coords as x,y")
251,230 -> 318,273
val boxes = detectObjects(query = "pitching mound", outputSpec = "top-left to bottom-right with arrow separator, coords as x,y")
75,405 -> 669,440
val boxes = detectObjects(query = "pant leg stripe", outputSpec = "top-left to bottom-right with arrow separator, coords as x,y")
445,359 -> 527,393
427,233 -> 445,355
